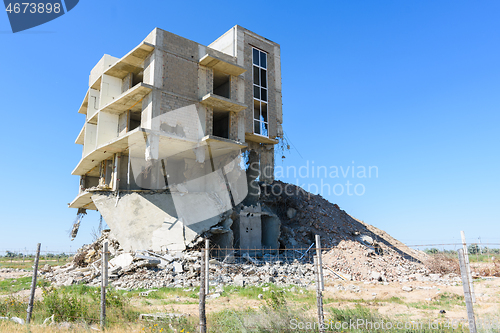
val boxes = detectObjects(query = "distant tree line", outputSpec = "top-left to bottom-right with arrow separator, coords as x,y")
424,246 -> 500,255
3,251 -> 71,258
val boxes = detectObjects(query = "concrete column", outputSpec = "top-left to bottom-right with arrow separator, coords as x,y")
260,146 -> 274,184
112,153 -> 121,191
206,107 -> 213,136
245,149 -> 260,206
121,73 -> 133,93
230,75 -> 238,101
229,111 -> 238,141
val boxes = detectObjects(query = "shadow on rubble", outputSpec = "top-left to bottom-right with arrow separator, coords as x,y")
259,180 -> 423,265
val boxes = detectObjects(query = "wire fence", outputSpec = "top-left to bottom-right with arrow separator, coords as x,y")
1,241 -> 500,331
1,242 -> 500,270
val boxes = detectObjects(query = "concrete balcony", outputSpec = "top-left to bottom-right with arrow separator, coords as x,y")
90,41 -> 155,90
199,53 -> 246,76
200,93 -> 247,113
68,191 -> 96,210
72,128 -> 247,176
88,83 -> 153,124
75,124 -> 85,145
245,133 -> 279,145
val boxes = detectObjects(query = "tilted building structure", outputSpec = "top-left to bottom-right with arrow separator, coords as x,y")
70,26 -> 283,253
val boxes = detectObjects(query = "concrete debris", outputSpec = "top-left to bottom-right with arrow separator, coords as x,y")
139,313 -> 187,321
322,239 -> 428,282
40,243 -> 460,290
173,262 -> 184,273
71,209 -> 87,240
10,317 -> 25,325
47,181 -> 465,289
43,314 -> 55,325
109,253 -> 134,268
140,290 -> 158,297
286,208 -> 297,219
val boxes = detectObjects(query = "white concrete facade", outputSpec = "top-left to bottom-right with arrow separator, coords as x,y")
70,26 -> 283,252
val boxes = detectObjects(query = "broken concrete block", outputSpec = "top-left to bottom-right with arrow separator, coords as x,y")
357,235 -> 374,246
140,289 -> 158,297
63,277 -> 74,286
402,286 -> 413,292
136,259 -> 161,268
43,314 -> 55,325
207,293 -> 221,299
173,262 -> 183,273
233,274 -> 245,287
370,272 -> 382,281
110,253 -> 134,268
139,313 -> 186,321
160,254 -> 174,263
209,259 -> 220,266
10,317 -> 24,325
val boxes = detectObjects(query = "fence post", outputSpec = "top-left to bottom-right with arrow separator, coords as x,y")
199,241 -> 207,333
458,249 -> 477,333
205,239 -> 209,295
100,240 -> 108,330
461,231 -> 476,303
314,234 -> 325,333
315,235 -> 324,291
26,243 -> 41,324
314,255 -> 325,333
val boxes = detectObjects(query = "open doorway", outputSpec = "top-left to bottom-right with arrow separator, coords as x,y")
213,111 -> 229,139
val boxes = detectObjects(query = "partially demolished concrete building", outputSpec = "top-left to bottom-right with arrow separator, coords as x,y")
70,26 -> 283,253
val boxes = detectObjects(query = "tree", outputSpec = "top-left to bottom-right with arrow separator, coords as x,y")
468,244 -> 480,255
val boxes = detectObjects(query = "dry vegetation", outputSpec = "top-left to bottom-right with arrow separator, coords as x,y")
477,258 -> 500,277
425,254 -> 460,275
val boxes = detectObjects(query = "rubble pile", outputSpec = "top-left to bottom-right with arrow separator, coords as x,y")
261,181 -> 425,258
41,181 -> 442,287
41,249 -> 319,289
72,230 -> 120,268
261,181 -> 430,281
322,240 -> 427,282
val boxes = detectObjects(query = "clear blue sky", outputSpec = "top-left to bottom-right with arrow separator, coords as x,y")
1,1 -> 499,253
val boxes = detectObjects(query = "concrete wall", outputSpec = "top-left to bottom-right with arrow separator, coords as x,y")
86,89 -> 100,121
89,54 -> 118,87
208,26 -> 236,57
118,111 -> 128,136
100,74 -> 122,107
261,206 -> 280,251
239,210 -> 262,251
83,123 -> 97,156
92,191 -> 228,252
96,112 -> 118,147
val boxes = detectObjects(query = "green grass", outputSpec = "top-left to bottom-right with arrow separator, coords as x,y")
0,282 -> 492,332
0,257 -> 73,270
0,277 -> 49,295
0,284 -> 139,326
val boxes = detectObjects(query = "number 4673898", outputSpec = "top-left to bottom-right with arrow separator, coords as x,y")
5,3 -> 61,14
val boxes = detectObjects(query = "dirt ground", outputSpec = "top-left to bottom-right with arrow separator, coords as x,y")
1,266 -> 498,325
121,274 -> 500,326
